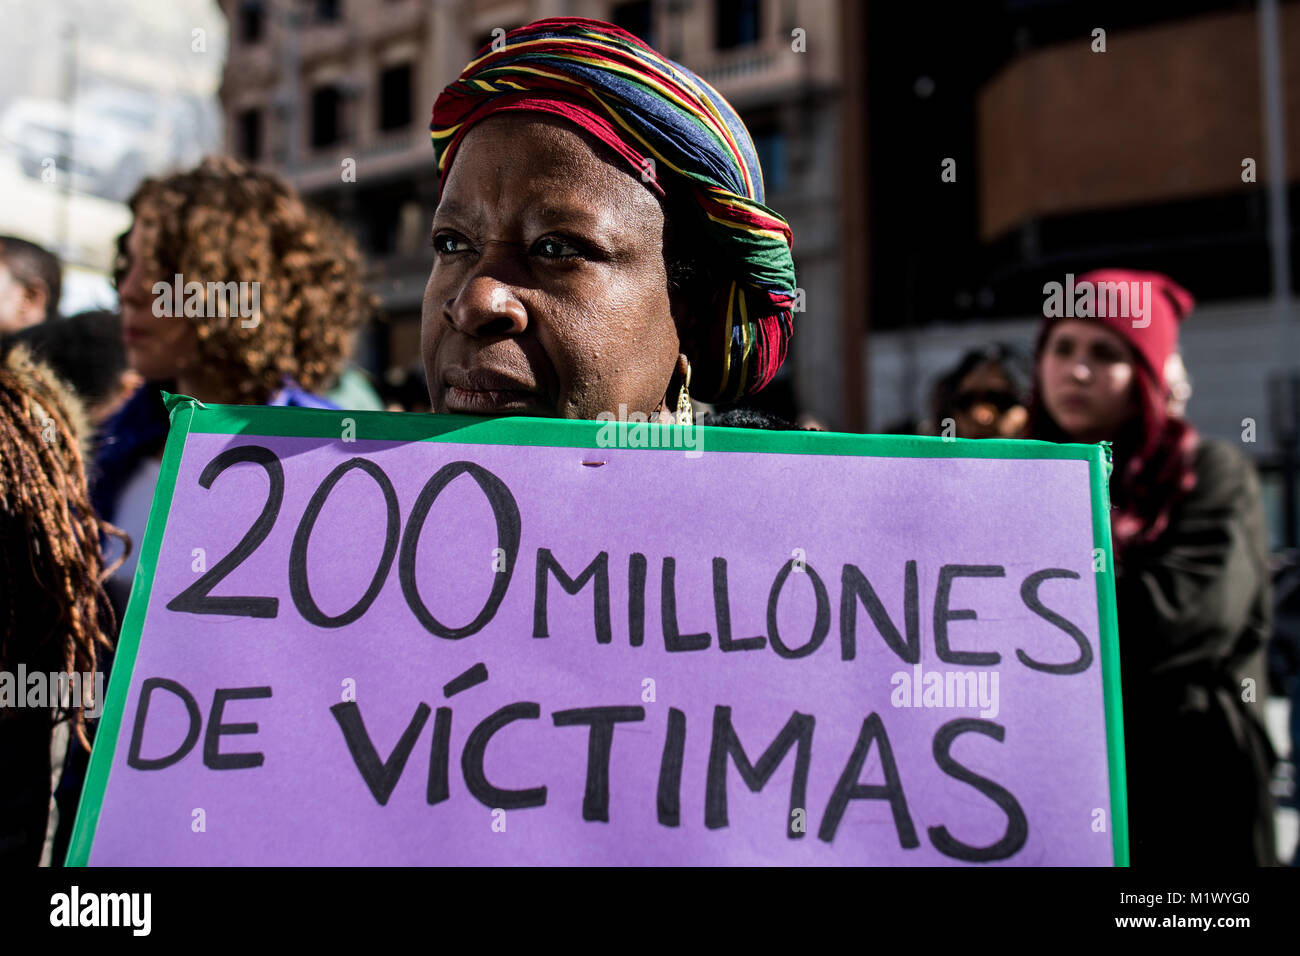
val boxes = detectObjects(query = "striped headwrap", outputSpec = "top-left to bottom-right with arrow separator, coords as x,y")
430,17 -> 797,401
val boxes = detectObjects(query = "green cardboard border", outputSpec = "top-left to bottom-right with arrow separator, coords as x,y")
65,396 -> 196,866
67,397 -> 1128,866
1091,444 -> 1129,865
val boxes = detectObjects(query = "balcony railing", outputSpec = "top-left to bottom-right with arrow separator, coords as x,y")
695,46 -> 779,85
689,40 -> 804,102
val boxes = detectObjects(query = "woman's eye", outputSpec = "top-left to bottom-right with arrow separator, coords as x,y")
432,233 -> 470,255
534,236 -> 582,259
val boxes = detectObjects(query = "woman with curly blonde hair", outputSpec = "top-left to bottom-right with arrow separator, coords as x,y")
94,156 -> 373,608
114,155 -> 369,404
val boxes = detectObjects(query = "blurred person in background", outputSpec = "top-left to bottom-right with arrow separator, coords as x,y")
5,310 -> 141,426
0,235 -> 62,333
925,343 -> 1030,439
1028,268 -> 1276,866
326,363 -> 387,412
0,341 -> 121,866
95,156 -> 373,613
377,361 -> 432,414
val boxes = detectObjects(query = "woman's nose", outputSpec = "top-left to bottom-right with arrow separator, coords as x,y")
118,261 -> 152,306
1069,357 -> 1091,382
444,250 -> 529,338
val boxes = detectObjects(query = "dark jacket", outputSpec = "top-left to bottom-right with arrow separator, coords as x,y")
1114,438 -> 1277,866
92,381 -> 339,527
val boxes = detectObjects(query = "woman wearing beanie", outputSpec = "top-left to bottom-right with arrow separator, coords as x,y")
1028,269 -> 1276,865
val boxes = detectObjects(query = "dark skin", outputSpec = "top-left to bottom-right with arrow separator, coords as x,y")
422,113 -> 692,420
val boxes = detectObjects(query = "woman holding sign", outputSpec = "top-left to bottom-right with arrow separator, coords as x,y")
1028,270 -> 1276,866
421,18 -> 798,423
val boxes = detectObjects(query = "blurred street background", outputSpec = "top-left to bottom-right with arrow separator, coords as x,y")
1,0 -> 1297,862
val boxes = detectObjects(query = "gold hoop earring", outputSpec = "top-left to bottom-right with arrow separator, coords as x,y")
675,360 -> 693,426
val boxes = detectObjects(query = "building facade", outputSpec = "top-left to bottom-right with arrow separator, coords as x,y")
218,0 -> 843,417
859,0 -> 1300,547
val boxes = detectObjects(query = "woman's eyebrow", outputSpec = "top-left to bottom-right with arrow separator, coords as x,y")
434,197 -> 488,227
430,201 -> 472,226
432,201 -> 608,228
531,204 -> 610,230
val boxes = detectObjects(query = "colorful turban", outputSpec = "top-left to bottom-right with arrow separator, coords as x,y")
430,17 -> 797,401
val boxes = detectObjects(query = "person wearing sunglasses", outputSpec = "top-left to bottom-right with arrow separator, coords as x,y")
928,344 -> 1030,440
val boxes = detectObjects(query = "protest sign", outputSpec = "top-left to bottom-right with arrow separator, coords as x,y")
68,396 -> 1126,865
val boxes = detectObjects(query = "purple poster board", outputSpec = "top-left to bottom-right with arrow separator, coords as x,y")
68,398 -> 1126,865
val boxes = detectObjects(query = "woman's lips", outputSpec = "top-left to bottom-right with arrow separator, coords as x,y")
444,386 -> 542,414
442,367 -> 543,414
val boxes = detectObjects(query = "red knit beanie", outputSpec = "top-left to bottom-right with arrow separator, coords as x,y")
1036,269 -> 1194,389
1029,269 -> 1201,558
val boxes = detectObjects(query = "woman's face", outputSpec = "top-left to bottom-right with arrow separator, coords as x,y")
117,219 -> 202,383
422,113 -> 683,419
1038,320 -> 1139,443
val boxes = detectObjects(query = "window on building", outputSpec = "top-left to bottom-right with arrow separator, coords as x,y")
238,108 -> 262,162
239,1 -> 264,44
747,120 -> 786,195
311,85 -> 342,148
315,0 -> 342,22
364,190 -> 406,255
612,0 -> 654,45
379,63 -> 413,131
716,0 -> 762,50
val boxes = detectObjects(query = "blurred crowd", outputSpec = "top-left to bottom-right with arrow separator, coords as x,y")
1,151 -> 1297,868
